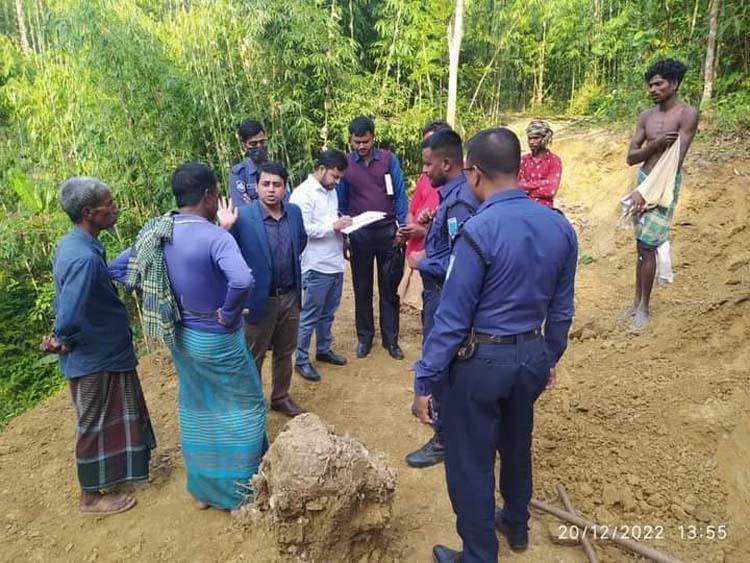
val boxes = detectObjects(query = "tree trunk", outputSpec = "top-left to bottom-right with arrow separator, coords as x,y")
15,0 -> 30,55
535,20 -> 547,106
701,0 -> 721,107
446,0 -> 464,127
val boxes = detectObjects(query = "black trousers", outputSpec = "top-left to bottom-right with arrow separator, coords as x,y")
348,222 -> 404,346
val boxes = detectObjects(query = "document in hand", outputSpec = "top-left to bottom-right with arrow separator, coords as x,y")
341,211 -> 387,235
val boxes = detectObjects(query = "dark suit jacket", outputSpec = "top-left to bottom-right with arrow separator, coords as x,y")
232,200 -> 307,322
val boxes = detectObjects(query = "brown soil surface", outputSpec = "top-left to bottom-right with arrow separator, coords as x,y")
1,127 -> 749,562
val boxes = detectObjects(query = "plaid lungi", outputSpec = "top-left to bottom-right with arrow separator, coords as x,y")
69,369 -> 156,491
633,168 -> 682,248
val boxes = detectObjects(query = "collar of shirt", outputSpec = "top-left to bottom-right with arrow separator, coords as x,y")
353,147 -> 382,163
477,188 -> 527,212
307,174 -> 335,194
71,226 -> 104,255
437,175 -> 466,201
174,212 -> 211,224
261,203 -> 287,221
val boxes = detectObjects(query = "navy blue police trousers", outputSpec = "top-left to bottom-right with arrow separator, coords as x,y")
421,276 -> 443,435
441,334 -> 551,563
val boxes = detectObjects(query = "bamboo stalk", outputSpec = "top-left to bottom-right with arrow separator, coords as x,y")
556,484 -> 599,563
530,499 -> 682,563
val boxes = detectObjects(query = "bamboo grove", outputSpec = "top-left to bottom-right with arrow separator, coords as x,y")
0,0 -> 748,426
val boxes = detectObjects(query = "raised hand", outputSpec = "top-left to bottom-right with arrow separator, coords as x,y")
217,197 -> 238,230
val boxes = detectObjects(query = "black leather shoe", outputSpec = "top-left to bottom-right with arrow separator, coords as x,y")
385,343 -> 404,360
495,508 -> 529,552
405,434 -> 444,468
295,363 -> 321,382
356,341 -> 372,358
315,350 -> 347,366
432,544 -> 462,562
270,397 -> 306,417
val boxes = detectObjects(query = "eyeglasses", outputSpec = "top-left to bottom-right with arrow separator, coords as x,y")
461,164 -> 484,178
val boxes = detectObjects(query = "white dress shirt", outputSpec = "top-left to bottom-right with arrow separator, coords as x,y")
290,174 -> 345,274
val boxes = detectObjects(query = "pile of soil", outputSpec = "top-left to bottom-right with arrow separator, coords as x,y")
237,413 -> 397,562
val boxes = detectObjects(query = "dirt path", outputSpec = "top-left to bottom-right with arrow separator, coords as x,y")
1,127 -> 748,562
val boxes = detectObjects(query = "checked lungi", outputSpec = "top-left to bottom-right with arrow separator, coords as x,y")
633,168 -> 682,248
69,369 -> 156,491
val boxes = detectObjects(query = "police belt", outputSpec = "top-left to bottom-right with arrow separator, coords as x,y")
474,328 -> 542,345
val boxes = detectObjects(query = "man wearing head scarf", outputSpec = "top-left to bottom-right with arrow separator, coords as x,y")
517,120 -> 562,208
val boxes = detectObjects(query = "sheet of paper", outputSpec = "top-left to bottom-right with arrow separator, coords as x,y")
341,211 -> 387,235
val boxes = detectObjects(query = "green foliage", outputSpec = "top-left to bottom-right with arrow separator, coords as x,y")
0,275 -> 61,428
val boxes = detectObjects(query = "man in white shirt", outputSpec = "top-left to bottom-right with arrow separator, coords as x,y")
290,150 -> 353,381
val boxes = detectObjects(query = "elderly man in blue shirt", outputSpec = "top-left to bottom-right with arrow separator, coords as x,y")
412,129 -> 577,563
41,177 -> 156,517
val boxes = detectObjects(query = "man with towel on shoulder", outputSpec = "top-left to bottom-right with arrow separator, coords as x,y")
623,59 -> 699,330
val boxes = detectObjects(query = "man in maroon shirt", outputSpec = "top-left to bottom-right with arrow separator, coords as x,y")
336,116 -> 409,360
517,120 -> 562,208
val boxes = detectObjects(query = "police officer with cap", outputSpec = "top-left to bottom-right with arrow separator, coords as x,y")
411,128 -> 577,563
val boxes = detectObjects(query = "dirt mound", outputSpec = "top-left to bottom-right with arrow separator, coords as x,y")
238,413 -> 397,562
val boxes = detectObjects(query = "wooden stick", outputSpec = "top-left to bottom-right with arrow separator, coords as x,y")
530,498 -> 682,563
556,484 -> 599,563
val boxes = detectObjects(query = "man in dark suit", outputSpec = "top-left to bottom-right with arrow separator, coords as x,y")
229,162 -> 308,417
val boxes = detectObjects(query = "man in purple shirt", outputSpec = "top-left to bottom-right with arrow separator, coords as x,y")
111,163 -> 267,512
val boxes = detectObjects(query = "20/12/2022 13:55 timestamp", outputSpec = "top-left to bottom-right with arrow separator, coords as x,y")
556,524 -> 729,542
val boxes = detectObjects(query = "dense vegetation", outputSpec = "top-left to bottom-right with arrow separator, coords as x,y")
1,0 -> 748,426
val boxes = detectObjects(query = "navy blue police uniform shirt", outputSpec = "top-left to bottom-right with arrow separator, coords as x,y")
229,157 -> 259,207
229,157 -> 291,207
414,188 -> 578,396
417,175 -> 479,282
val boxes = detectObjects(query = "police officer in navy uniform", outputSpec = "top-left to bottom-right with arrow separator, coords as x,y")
412,128 -> 577,563
229,119 -> 268,206
405,129 -> 479,469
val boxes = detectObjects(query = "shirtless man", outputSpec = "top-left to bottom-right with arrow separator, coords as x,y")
623,59 -> 699,329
